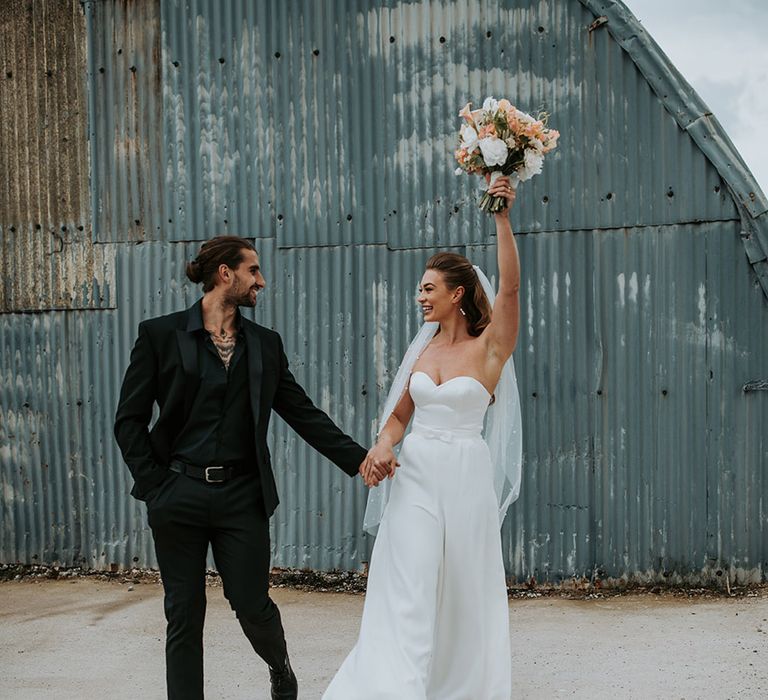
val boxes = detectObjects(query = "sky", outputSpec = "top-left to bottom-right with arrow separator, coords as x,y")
626,0 -> 768,196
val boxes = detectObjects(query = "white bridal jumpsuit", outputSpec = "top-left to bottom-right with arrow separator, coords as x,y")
323,371 -> 512,700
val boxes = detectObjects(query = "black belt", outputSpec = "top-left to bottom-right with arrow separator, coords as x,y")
169,459 -> 249,483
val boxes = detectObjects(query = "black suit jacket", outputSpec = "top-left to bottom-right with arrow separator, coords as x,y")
114,300 -> 367,517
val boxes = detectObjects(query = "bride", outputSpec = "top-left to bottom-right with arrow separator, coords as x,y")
324,175 -> 522,700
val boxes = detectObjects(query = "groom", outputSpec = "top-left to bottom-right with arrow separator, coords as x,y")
114,235 -> 384,699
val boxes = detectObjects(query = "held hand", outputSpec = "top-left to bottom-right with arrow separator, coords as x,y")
358,455 -> 388,487
365,457 -> 386,487
359,457 -> 387,487
485,174 -> 517,216
358,460 -> 379,487
370,441 -> 400,479
361,442 -> 399,487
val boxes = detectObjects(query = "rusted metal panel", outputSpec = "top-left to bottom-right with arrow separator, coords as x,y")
1,0 -> 766,584
578,0 -> 768,300
470,219 -> 768,585
155,0 -> 387,245
0,0 -> 89,227
148,0 -> 741,250
0,227 -> 115,312
468,231 -> 599,580
85,0 -> 164,243
270,244 -> 450,570
705,221 -> 768,584
0,237 -> 275,569
0,0 -> 113,313
383,0 -> 739,249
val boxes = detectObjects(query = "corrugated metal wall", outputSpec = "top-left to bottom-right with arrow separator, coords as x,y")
0,0 -> 113,313
1,0 -> 766,583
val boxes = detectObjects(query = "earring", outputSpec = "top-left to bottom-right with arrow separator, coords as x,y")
459,307 -> 466,317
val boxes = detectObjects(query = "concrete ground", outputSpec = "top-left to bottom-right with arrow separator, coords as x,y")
1,579 -> 767,699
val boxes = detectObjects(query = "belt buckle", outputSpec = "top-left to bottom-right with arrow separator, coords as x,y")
205,465 -> 226,483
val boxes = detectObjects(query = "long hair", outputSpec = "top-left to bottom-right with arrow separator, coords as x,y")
425,252 -> 492,337
186,236 -> 257,292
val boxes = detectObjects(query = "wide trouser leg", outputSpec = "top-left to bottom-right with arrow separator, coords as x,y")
427,444 -> 512,700
324,435 -> 512,700
323,458 -> 443,700
210,475 -> 289,670
147,473 -> 210,700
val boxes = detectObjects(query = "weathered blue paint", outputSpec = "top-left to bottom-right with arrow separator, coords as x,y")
1,0 -> 766,583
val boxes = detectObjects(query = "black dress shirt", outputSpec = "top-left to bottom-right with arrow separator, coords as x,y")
171,304 -> 257,469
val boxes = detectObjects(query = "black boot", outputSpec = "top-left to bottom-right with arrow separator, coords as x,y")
269,654 -> 298,700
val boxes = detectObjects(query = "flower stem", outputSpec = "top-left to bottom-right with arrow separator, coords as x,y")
478,191 -> 506,214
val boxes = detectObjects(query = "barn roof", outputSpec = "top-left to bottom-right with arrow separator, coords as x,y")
579,0 -> 768,298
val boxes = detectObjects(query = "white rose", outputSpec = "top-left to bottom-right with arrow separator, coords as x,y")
460,124 -> 479,152
483,96 -> 499,113
455,167 -> 464,175
478,136 -> 508,167
519,149 -> 544,181
515,108 -> 535,125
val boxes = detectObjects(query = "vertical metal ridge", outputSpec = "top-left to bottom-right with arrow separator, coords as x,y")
1,0 -> 766,581
0,0 -> 111,313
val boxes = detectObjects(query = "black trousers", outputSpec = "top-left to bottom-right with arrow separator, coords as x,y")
147,471 -> 287,700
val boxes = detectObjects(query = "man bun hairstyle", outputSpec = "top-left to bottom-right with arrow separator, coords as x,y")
425,252 -> 492,337
186,235 -> 257,292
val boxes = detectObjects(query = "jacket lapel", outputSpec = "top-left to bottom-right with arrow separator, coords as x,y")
176,329 -> 199,375
244,323 -> 264,425
177,303 -> 202,420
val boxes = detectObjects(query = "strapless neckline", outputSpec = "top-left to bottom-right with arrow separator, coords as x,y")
411,371 -> 491,398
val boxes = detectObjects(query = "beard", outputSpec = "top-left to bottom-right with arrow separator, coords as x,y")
228,279 -> 258,307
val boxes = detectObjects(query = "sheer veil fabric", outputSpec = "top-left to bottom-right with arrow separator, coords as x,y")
363,265 -> 523,535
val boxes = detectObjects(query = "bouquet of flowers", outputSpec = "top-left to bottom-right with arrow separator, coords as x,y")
454,97 -> 559,213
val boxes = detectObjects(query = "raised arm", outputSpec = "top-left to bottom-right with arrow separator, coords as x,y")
484,176 -> 521,363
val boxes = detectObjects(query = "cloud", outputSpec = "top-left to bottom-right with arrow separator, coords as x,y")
628,0 -> 768,194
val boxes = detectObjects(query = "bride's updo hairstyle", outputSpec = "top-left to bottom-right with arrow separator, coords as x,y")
186,235 -> 257,292
425,252 -> 492,337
